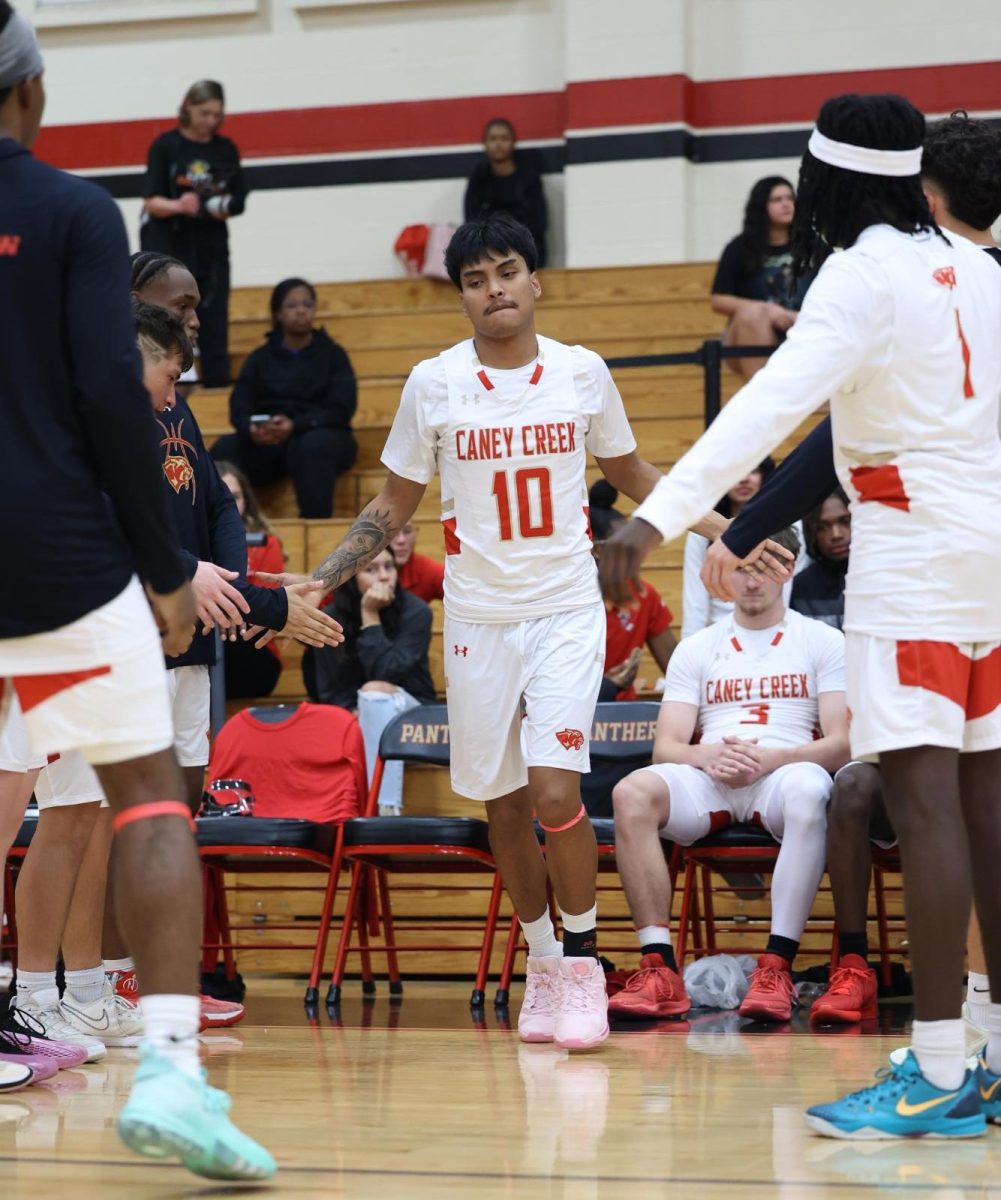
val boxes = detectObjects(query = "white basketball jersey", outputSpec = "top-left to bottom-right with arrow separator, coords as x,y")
663,608 -> 846,749
382,335 -> 636,623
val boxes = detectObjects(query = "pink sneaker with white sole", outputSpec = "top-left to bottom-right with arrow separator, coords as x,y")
554,958 -> 609,1051
518,956 -> 561,1043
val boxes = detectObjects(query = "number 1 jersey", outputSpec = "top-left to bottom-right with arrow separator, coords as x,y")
381,335 -> 637,623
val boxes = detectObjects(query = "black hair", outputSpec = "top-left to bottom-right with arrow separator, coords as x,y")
133,300 -> 194,372
792,93 -> 938,276
0,2 -> 16,108
588,480 -> 623,540
802,485 -> 850,561
444,213 -> 538,289
130,250 -> 190,294
330,547 -> 404,651
736,176 -> 796,273
483,117 -> 516,142
269,277 -> 317,328
922,110 -> 1001,232
768,525 -> 802,560
713,457 -> 775,519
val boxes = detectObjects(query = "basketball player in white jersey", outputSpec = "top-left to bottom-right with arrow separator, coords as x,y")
599,93 -> 1001,1137
273,213 -> 736,1049
610,526 -> 848,1023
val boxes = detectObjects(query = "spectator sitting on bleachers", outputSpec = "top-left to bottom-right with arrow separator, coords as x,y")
389,521 -> 444,603
791,486 -> 851,630
309,547 -> 436,817
464,118 -> 548,268
711,176 -> 814,382
610,527 -> 849,1023
211,277 -> 357,519
681,459 -> 775,638
216,460 -> 286,698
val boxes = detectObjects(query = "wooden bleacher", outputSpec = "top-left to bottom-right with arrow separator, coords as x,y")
205,265 -> 840,977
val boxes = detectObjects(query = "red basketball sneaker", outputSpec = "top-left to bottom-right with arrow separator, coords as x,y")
109,968 -> 245,1031
738,954 -> 797,1022
607,954 -> 691,1020
809,955 -> 878,1025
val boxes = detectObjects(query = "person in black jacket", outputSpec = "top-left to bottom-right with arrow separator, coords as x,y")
211,277 -> 358,518
141,80 -> 246,387
464,118 -> 547,268
311,547 -> 434,816
790,486 -> 851,629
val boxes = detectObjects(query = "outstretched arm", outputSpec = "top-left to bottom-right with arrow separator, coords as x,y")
313,472 -> 428,591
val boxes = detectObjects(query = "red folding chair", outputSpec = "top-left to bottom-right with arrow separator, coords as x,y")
1,811 -> 36,970
327,705 -> 505,1010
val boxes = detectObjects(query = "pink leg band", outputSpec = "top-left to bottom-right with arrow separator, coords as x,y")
113,801 -> 196,834
539,804 -> 587,835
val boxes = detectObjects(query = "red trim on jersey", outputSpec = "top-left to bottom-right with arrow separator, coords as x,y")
968,646 -> 1001,720
14,666 -> 112,713
730,636 -> 743,652
442,516 -> 461,556
849,464 -> 910,511
771,631 -> 784,646
476,369 -> 494,392
896,641 -> 970,710
529,361 -> 544,386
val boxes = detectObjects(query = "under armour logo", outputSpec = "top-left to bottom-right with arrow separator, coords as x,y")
461,393 -> 481,406
453,645 -> 469,657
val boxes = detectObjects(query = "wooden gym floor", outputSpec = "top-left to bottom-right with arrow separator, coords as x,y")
3,980 -> 999,1199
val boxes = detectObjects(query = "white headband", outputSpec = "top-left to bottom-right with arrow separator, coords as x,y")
0,9 -> 43,91
808,128 -> 922,177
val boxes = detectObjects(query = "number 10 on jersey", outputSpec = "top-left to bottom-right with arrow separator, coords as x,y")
492,467 -> 554,540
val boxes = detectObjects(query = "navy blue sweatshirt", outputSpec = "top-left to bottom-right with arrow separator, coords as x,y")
158,396 -> 288,667
0,138 -> 186,637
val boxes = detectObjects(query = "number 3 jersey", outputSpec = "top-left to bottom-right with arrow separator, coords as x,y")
663,608 -> 846,749
382,335 -> 636,623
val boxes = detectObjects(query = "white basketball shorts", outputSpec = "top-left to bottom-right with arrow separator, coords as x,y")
443,604 -> 605,801
0,695 -> 46,773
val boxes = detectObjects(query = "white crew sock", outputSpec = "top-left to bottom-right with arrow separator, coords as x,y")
15,969 -> 57,1002
985,1002 -> 1001,1075
104,957 -> 136,975
911,1018 -> 967,1090
636,925 -> 672,951
967,971 -> 991,1032
140,994 -> 201,1079
65,965 -> 107,1005
521,911 -> 563,959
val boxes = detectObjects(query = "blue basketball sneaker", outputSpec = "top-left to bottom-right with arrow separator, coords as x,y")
805,1050 -> 984,1140
976,1055 -> 1001,1124
117,1045 -> 276,1180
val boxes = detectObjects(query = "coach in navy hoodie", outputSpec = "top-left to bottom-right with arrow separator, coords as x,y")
211,277 -> 357,518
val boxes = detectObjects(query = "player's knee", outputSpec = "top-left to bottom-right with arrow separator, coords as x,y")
830,764 -> 880,827
37,802 -> 101,851
612,772 -> 664,830
358,681 -> 398,695
778,767 -> 831,830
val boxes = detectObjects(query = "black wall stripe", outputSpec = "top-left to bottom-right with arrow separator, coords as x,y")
86,127 -> 815,199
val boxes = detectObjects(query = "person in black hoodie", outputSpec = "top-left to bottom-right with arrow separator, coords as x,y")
464,118 -> 548,268
141,80 -> 246,387
790,486 -> 851,630
211,277 -> 358,518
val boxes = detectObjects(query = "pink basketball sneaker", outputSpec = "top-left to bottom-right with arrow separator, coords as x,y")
518,956 -> 561,1043
553,958 -> 609,1051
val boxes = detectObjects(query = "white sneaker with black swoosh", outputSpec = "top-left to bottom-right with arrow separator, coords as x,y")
59,985 -> 143,1048
10,990 -> 107,1062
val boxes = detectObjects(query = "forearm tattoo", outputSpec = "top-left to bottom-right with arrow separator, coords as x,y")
313,507 -> 396,590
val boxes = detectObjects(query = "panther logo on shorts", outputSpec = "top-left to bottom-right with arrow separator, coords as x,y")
555,728 -> 585,751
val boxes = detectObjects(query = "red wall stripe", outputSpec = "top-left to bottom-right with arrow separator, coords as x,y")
32,62 -> 1001,173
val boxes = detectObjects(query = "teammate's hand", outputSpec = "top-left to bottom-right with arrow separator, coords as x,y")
598,517 -> 662,606
176,191 -> 201,217
701,537 -> 794,601
250,570 -> 310,587
146,581 -> 197,657
282,581 -> 343,648
191,561 -> 251,631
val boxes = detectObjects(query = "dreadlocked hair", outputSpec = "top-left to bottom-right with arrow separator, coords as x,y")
791,93 -> 939,277
802,485 -> 849,561
130,250 -> 188,294
922,110 -> 1001,232
736,176 -> 796,274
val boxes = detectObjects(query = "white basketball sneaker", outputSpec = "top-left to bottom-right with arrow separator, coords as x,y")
10,990 -> 107,1062
59,983 -> 144,1048
518,956 -> 561,1043
553,958 -> 610,1051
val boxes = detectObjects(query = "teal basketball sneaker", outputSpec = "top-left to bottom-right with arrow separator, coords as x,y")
976,1054 -> 1001,1125
805,1050 -> 984,1140
117,1045 -> 276,1180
